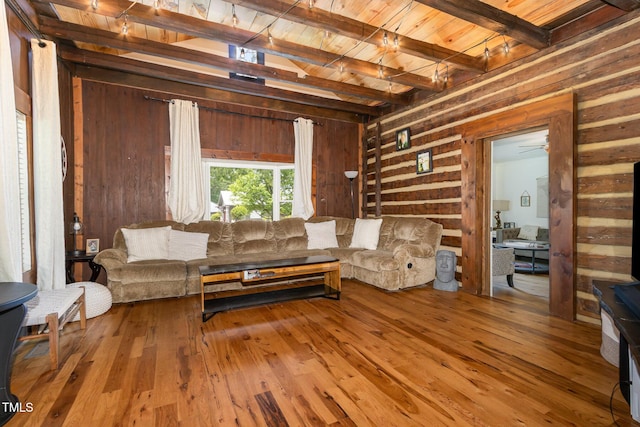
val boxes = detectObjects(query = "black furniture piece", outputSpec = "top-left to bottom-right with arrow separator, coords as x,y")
0,282 -> 37,426
65,252 -> 102,283
593,280 -> 640,421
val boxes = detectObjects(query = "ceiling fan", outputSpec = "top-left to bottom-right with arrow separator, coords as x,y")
519,135 -> 550,154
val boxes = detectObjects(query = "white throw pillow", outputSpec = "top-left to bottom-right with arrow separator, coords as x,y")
168,230 -> 209,261
518,225 -> 539,241
305,220 -> 338,249
350,218 -> 383,250
121,226 -> 171,262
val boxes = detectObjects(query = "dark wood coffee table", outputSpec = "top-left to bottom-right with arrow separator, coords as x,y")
499,241 -> 550,274
199,255 -> 341,322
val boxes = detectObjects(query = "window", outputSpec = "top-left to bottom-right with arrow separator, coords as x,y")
16,111 -> 32,272
204,160 -> 293,222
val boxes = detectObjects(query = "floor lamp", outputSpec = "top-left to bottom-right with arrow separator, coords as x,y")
345,171 -> 358,218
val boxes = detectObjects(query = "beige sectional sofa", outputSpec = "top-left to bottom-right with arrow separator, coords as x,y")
94,216 -> 443,303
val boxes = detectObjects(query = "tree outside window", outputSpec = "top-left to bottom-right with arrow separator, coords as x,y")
206,161 -> 293,222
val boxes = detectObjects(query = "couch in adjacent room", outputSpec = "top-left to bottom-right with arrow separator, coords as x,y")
94,216 -> 444,303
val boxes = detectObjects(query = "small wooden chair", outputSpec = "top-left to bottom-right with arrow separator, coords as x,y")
19,286 -> 86,370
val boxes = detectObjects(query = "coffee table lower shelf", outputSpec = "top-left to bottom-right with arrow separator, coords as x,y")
202,284 -> 339,322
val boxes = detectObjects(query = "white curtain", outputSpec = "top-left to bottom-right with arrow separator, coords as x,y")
0,6 -> 22,282
32,39 -> 66,291
292,117 -> 314,219
168,99 -> 206,224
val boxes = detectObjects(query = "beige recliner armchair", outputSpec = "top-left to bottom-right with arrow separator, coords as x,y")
493,247 -> 515,287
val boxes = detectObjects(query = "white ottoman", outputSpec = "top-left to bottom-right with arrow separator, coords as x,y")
67,282 -> 112,321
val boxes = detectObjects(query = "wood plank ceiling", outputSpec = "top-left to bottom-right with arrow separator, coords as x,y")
24,0 -> 640,120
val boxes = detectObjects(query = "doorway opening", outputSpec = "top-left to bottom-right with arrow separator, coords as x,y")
489,129 -> 549,304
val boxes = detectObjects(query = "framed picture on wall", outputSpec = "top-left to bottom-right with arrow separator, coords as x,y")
416,149 -> 433,174
521,194 -> 531,207
396,128 -> 411,151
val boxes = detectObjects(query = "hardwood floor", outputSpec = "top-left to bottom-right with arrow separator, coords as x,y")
493,272 -> 550,301
7,280 -> 637,426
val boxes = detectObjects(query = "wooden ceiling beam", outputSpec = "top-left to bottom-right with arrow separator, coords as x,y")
229,0 -> 485,72
38,0 -> 441,91
414,0 -> 550,49
72,65 -> 366,122
58,45 -> 381,117
40,16 -> 412,105
601,0 -> 640,11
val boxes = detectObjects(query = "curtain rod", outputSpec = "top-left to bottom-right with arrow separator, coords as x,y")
143,95 -> 322,126
5,0 -> 45,46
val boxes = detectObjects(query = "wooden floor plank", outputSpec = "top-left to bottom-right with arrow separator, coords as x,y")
7,280 -> 637,426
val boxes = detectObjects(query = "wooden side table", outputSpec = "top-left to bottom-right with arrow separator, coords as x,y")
65,253 -> 102,283
0,282 -> 37,425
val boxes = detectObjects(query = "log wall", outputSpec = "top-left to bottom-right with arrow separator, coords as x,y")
365,12 -> 640,322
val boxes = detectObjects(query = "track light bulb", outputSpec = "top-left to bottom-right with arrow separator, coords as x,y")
232,5 -> 238,27
484,40 -> 490,59
308,0 -> 314,9
122,20 -> 128,35
432,66 -> 439,83
91,0 -> 98,10
383,31 -> 388,47
239,48 -> 245,59
153,0 -> 159,9
378,64 -> 384,78
393,33 -> 399,50
339,62 -> 344,73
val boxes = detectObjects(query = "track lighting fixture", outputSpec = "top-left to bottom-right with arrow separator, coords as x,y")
339,62 -> 344,73
378,64 -> 384,78
443,64 -> 449,84
432,63 -> 439,83
153,0 -> 159,9
232,4 -> 238,27
268,28 -> 273,44
91,0 -> 98,10
239,47 -> 245,59
308,0 -> 314,9
484,39 -> 490,59
383,31 -> 388,47
393,33 -> 399,50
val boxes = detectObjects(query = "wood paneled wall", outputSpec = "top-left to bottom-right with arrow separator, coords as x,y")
364,12 -> 640,322
75,82 -> 360,269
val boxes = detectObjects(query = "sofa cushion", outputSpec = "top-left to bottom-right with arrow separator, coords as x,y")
168,230 -> 209,261
121,226 -> 171,262
305,220 -> 338,249
231,220 -> 277,254
273,217 -> 307,251
308,216 -> 355,248
184,221 -> 233,256
350,218 -> 382,250
113,220 -> 184,251
518,225 -> 539,241
351,250 -> 400,271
